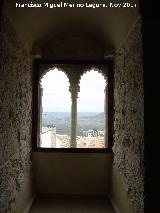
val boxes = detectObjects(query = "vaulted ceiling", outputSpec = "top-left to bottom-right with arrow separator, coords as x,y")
4,0 -> 139,52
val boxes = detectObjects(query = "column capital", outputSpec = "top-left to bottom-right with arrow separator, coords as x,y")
69,84 -> 80,98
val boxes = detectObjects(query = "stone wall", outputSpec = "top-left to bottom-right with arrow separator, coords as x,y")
0,13 -> 32,212
113,17 -> 144,213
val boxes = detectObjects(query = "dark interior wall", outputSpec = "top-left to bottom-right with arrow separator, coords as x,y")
38,30 -> 106,60
113,16 -> 144,213
0,13 -> 33,212
32,153 -> 113,195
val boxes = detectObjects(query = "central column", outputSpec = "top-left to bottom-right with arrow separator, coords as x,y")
69,84 -> 80,148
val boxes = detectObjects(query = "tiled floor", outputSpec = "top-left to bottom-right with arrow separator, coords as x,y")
30,195 -> 115,213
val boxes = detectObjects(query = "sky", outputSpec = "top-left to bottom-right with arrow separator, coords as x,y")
41,68 -> 106,112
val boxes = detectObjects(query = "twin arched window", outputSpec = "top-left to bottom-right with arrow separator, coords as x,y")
39,68 -> 107,149
32,61 -> 113,151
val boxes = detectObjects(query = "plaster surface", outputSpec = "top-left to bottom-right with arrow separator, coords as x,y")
113,17 -> 144,213
0,13 -> 33,212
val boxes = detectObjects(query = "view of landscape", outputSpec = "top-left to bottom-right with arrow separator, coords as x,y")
40,112 -> 105,148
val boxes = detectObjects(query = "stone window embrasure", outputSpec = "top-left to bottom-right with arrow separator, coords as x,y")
32,60 -> 113,152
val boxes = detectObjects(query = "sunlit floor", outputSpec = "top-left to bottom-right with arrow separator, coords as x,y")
30,195 -> 115,213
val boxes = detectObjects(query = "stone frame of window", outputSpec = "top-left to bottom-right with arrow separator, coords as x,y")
32,60 -> 113,153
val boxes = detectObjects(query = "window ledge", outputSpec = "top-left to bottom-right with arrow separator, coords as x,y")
32,147 -> 112,153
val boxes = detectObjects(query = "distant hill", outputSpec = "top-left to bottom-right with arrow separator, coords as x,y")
93,112 -> 104,119
42,112 -> 104,135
